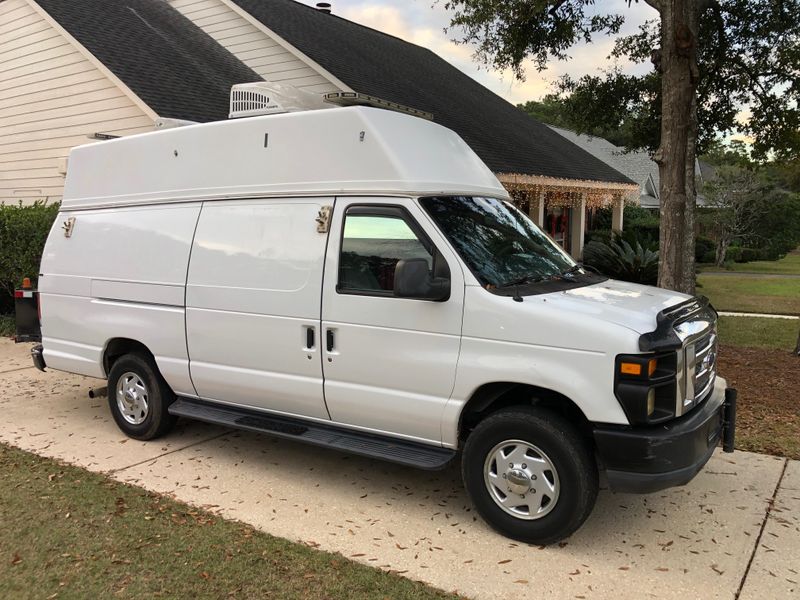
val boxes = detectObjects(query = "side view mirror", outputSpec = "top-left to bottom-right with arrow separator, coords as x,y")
394,258 -> 450,301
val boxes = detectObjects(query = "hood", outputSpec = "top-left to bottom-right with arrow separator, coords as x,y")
543,279 -> 692,335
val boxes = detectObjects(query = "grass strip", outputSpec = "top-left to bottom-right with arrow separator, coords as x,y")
700,252 -> 800,275
717,316 -> 799,350
697,274 -> 800,315
0,443 -> 458,600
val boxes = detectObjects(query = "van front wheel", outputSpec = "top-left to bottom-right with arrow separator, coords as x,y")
462,407 -> 598,545
107,353 -> 176,440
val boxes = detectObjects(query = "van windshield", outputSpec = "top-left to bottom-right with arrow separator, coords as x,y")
420,195 -> 593,291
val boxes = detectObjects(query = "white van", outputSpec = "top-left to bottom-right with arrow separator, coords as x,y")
23,104 -> 735,544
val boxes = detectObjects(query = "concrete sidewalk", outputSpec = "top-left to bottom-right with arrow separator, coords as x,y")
1,339 -> 797,599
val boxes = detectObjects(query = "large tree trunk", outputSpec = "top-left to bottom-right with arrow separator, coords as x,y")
654,0 -> 700,294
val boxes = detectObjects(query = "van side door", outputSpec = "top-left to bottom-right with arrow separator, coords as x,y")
185,199 -> 330,419
320,197 -> 465,444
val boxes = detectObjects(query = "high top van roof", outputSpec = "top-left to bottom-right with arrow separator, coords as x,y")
61,107 -> 508,211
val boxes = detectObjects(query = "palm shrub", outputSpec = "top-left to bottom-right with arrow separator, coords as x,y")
583,235 -> 659,285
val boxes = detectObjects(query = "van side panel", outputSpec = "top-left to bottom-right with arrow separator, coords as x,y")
185,199 -> 329,419
38,204 -> 201,394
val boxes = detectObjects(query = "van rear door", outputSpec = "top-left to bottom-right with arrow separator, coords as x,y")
185,199 -> 330,419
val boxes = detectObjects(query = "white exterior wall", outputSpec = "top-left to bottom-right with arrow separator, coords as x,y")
168,0 -> 343,95
0,0 -> 155,205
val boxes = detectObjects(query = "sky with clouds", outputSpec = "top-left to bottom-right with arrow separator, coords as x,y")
298,0 -> 659,105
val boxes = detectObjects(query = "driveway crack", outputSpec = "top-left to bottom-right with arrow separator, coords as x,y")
735,458 -> 789,599
107,429 -> 232,475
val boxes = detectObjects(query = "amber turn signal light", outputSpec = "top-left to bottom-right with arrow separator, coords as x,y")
620,362 -> 642,376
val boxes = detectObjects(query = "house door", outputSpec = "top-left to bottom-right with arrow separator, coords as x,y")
545,205 -> 571,254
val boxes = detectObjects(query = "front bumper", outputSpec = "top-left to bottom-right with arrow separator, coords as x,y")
594,379 -> 736,494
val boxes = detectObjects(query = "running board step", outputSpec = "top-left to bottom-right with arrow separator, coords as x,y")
169,398 -> 456,470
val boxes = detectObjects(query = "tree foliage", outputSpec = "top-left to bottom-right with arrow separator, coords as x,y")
699,166 -> 760,265
551,1 -> 800,159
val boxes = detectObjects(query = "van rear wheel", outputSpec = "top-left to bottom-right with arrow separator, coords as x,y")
462,407 -> 598,545
107,353 -> 176,440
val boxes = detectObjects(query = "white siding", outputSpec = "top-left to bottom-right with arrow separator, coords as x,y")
169,0 -> 341,94
0,0 -> 155,205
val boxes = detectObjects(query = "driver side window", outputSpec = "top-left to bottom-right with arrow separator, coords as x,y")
338,209 -> 432,295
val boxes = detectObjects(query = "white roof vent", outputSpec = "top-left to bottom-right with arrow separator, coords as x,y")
229,82 -> 327,119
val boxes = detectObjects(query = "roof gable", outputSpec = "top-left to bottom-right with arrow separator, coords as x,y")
33,0 -> 262,122
228,0 -> 634,185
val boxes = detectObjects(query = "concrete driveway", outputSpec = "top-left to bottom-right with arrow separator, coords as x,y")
1,339 -> 797,599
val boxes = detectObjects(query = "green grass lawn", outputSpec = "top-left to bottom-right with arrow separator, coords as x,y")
699,249 -> 800,275
0,443 -> 457,600
697,274 -> 800,315
717,315 -> 799,350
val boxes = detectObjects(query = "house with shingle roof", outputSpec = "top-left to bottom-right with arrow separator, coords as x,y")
2,0 -> 638,258
0,0 -> 258,204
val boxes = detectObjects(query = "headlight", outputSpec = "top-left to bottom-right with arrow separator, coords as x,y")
614,352 -> 678,425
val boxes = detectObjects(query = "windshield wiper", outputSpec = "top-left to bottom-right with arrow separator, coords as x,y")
558,264 -> 584,278
498,274 -> 545,288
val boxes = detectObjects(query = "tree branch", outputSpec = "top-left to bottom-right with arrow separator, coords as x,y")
548,0 -> 569,17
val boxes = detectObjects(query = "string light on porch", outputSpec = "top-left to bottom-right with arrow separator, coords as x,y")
496,172 -> 639,210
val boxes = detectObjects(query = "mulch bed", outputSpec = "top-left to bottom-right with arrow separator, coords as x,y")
718,344 -> 800,459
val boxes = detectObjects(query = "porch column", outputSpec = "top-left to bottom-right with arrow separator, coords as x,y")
611,195 -> 624,233
570,195 -> 587,260
529,191 -> 545,227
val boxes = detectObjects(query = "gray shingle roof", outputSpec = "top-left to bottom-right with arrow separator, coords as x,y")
35,0 -> 261,123
229,0 -> 635,186
548,126 -> 660,200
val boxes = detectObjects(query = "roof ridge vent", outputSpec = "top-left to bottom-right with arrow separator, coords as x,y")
316,2 -> 332,13
229,82 -> 327,119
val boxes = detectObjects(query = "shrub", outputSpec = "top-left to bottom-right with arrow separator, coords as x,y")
695,236 -> 715,263
0,201 -> 60,314
737,247 -> 765,263
725,246 -> 743,263
583,235 -> 659,285
701,250 -> 717,264
585,228 -> 613,245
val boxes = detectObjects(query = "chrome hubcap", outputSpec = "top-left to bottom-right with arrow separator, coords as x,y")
483,440 -> 560,520
116,372 -> 149,425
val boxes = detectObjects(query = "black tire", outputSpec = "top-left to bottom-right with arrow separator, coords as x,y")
462,406 -> 598,545
107,353 -> 177,440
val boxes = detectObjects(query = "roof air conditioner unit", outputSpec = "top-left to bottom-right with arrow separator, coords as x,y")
229,82 -> 327,119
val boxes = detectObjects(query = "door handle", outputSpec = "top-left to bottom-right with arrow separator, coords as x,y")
306,327 -> 315,350
326,329 -> 335,352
